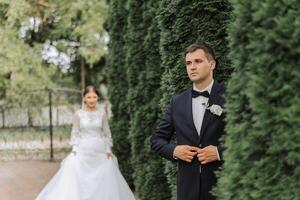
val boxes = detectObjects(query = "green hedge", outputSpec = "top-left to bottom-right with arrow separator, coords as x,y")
125,0 -> 171,199
215,1 -> 300,199
106,0 -> 134,187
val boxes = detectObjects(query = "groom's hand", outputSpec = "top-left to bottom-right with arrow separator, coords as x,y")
197,145 -> 218,164
173,145 -> 198,162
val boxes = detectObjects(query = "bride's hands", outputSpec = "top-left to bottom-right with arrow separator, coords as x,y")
106,152 -> 113,159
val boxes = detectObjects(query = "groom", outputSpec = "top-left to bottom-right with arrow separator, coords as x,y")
151,43 -> 225,200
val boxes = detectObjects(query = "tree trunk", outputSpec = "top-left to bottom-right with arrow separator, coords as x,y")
80,58 -> 85,91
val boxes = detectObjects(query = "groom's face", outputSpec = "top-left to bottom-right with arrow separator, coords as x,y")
185,49 -> 215,83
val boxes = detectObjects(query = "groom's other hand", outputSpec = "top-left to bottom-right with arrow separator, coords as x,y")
173,145 -> 199,162
197,145 -> 218,164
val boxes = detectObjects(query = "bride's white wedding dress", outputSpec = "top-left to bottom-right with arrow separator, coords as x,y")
36,103 -> 135,200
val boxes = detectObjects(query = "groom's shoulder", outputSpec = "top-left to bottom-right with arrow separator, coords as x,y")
213,81 -> 226,105
214,81 -> 226,95
172,88 -> 191,101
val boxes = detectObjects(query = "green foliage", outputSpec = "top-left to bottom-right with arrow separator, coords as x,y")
124,0 -> 147,188
157,0 -> 232,198
215,1 -> 300,199
0,25 -> 55,107
126,1 -> 171,199
0,0 -> 108,107
107,0 -> 171,198
158,0 -> 232,106
0,0 -> 31,27
124,1 -> 169,198
125,0 -> 146,115
51,0 -> 108,64
0,126 -> 71,143
106,0 -> 134,187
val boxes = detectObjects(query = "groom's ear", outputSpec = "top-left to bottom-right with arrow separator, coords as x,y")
210,60 -> 216,71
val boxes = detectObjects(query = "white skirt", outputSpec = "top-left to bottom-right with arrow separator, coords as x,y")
35,137 -> 135,200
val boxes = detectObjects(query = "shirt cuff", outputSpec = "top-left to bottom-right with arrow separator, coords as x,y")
172,147 -> 178,160
215,146 -> 221,161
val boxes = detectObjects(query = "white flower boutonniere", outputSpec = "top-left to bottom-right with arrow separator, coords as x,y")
207,104 -> 223,116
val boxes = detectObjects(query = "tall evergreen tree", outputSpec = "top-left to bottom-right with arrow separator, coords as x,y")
157,1 -> 232,199
215,1 -> 300,199
0,1 -> 55,107
125,0 -> 171,198
125,0 -> 147,192
106,0 -> 134,187
127,1 -> 171,199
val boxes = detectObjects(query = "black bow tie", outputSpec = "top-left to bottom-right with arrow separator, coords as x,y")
192,90 -> 210,98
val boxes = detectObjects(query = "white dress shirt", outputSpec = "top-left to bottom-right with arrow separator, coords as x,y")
192,80 -> 220,160
192,80 -> 213,135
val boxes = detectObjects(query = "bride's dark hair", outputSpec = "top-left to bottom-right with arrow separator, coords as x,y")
83,85 -> 100,97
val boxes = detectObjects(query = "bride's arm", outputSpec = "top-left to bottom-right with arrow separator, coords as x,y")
102,103 -> 113,153
70,110 -> 80,153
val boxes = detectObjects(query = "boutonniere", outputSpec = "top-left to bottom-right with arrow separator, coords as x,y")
206,104 -> 223,116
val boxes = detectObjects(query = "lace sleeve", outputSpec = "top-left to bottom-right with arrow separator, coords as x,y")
102,102 -> 113,152
70,110 -> 80,151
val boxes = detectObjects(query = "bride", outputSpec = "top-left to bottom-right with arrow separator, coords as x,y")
36,85 -> 136,200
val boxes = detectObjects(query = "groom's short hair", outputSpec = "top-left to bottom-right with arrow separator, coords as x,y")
184,43 -> 216,61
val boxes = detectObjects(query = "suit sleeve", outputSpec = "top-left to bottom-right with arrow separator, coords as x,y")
150,97 -> 177,162
217,112 -> 226,161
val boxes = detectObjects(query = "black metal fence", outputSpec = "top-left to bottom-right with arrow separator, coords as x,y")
0,87 -> 82,161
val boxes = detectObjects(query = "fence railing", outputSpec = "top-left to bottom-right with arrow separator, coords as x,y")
0,104 -> 80,128
0,87 -> 83,161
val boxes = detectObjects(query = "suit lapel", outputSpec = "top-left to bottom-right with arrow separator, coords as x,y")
199,81 -> 223,143
186,90 -> 201,142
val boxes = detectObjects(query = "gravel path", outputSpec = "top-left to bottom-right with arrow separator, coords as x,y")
0,161 -> 59,200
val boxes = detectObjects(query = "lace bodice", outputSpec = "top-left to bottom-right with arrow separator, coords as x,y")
70,103 -> 113,152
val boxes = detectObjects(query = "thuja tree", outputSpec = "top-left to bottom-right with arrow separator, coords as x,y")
128,1 -> 171,199
124,0 -> 172,198
106,0 -> 134,187
215,1 -> 300,199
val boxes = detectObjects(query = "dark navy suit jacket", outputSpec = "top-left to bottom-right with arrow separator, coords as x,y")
151,81 -> 225,200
